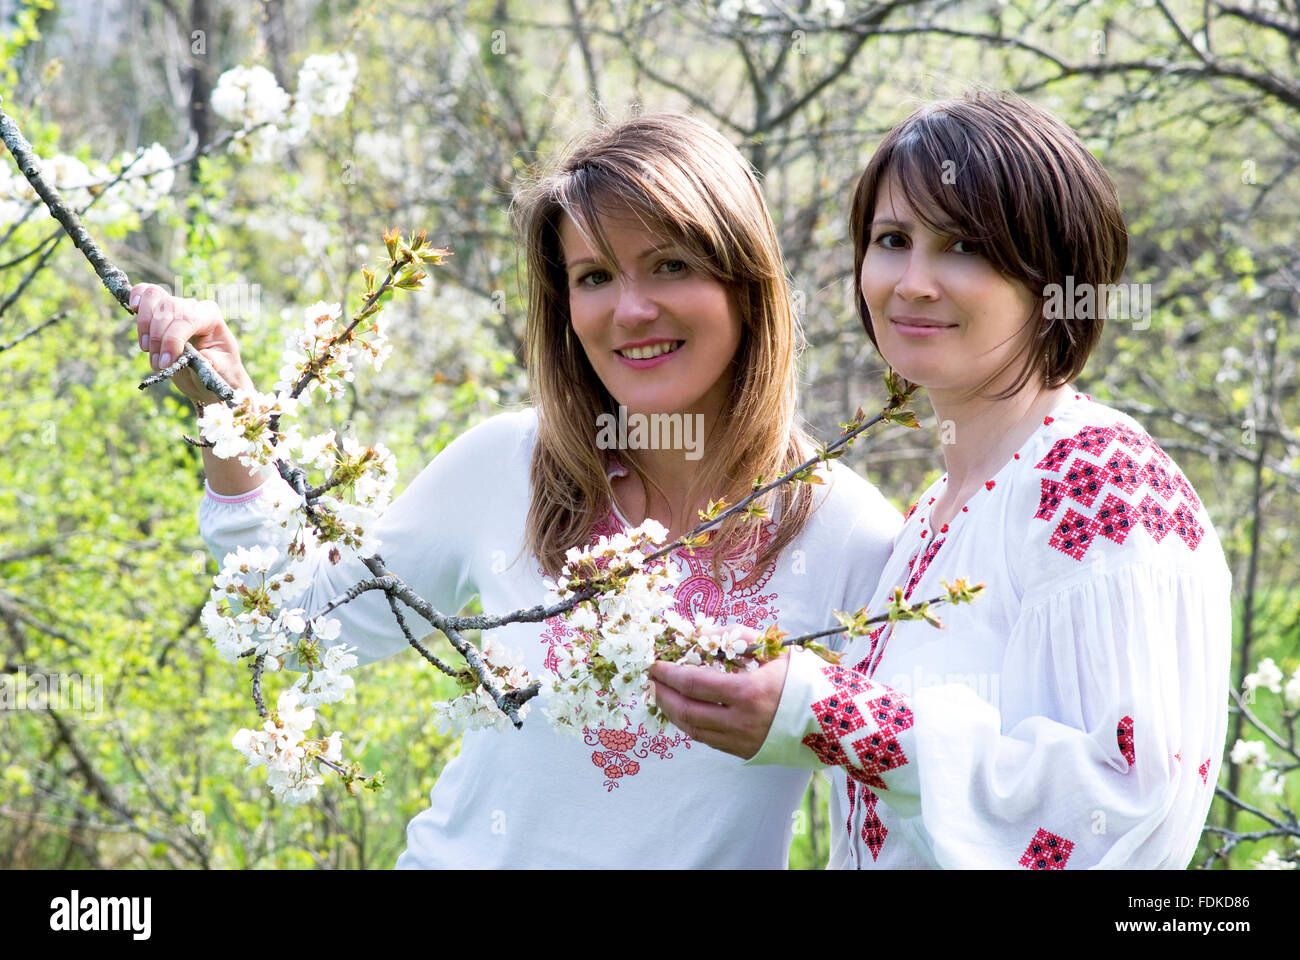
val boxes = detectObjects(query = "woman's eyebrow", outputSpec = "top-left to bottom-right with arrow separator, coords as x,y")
565,245 -> 672,270
870,217 -> 962,234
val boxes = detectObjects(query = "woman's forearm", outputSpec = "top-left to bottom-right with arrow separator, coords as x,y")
196,369 -> 266,497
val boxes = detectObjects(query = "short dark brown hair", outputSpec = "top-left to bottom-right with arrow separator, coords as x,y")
849,89 -> 1129,398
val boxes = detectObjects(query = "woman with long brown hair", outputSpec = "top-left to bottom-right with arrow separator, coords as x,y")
651,90 -> 1231,869
134,112 -> 900,867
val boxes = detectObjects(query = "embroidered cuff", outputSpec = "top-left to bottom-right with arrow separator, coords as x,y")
748,647 -> 919,795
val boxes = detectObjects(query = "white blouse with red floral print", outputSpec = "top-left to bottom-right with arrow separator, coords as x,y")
748,390 -> 1231,869
199,407 -> 901,868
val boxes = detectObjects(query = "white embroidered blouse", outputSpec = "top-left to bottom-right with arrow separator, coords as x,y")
199,407 -> 902,868
749,391 -> 1232,869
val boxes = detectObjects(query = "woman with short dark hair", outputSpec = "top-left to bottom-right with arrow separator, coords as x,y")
651,90 -> 1231,869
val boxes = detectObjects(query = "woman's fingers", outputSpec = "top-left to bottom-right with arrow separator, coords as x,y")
649,678 -> 733,739
650,653 -> 791,760
131,282 -> 164,358
650,658 -> 743,705
130,282 -> 224,370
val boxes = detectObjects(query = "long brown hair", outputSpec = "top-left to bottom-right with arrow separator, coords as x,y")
512,112 -> 815,580
850,88 -> 1129,399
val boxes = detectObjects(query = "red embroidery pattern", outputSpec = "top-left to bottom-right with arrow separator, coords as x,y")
539,510 -> 782,791
904,536 -> 946,599
1117,715 -> 1135,766
583,724 -> 692,792
1034,423 -> 1204,560
1199,758 -> 1211,786
801,665 -> 914,791
1019,827 -> 1075,870
861,789 -> 887,861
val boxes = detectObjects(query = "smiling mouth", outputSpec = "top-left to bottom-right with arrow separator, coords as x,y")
616,341 -> 683,360
891,319 -> 956,328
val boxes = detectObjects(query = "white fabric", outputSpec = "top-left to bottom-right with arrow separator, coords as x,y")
199,407 -> 901,867
749,391 -> 1231,869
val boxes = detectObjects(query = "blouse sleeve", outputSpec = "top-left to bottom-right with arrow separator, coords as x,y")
198,411 -> 531,667
749,558 -> 1231,868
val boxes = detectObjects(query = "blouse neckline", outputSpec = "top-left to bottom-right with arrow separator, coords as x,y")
910,390 -> 1094,543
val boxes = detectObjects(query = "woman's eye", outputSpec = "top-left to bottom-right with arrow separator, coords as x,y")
873,232 -> 906,249
950,239 -> 980,255
577,269 -> 611,288
657,258 -> 687,275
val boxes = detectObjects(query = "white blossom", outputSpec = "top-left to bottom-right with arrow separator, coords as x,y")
295,52 -> 358,118
1258,768 -> 1286,796
1243,657 -> 1283,696
212,65 -> 290,128
1230,738 -> 1270,769
1286,668 -> 1300,708
1255,849 -> 1297,870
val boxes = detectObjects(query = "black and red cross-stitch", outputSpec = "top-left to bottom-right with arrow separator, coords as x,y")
1034,423 -> 1204,560
1019,827 -> 1076,870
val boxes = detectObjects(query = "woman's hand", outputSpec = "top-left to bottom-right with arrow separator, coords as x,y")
649,651 -> 790,760
131,282 -> 254,404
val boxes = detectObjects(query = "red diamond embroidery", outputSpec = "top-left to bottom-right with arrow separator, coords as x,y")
1036,478 -> 1064,520
1094,493 -> 1136,545
848,731 -> 906,788
1199,758 -> 1211,785
1175,474 -> 1203,511
1036,437 -> 1078,472
1172,505 -> 1204,550
1048,508 -> 1103,560
1117,715 -> 1135,766
1137,495 -> 1171,542
824,664 -> 870,696
804,668 -> 915,792
1072,425 -> 1117,456
811,692 -> 867,739
1113,424 -> 1149,452
1032,423 -> 1205,561
860,789 -> 887,861
867,692 -> 914,736
1063,457 -> 1105,507
1019,828 -> 1075,870
1143,460 -> 1178,501
801,733 -> 848,766
1102,453 -> 1143,494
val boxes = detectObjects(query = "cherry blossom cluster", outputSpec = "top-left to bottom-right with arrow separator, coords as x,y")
1242,656 -> 1300,705
210,52 -> 358,163
272,299 -> 393,402
1230,657 -> 1300,802
231,689 -> 344,804
1230,656 -> 1300,868
196,387 -> 300,480
190,232 -> 439,803
430,637 -> 538,735
537,521 -> 755,735
201,543 -> 367,802
0,142 -> 174,225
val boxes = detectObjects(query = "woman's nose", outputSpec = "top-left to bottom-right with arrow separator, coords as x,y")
612,279 -> 659,326
895,250 -> 940,301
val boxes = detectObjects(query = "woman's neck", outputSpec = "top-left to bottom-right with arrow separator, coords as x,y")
609,420 -> 721,539
929,382 -> 1072,493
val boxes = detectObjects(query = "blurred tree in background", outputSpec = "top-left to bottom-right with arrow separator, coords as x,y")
1,0 -> 1296,869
